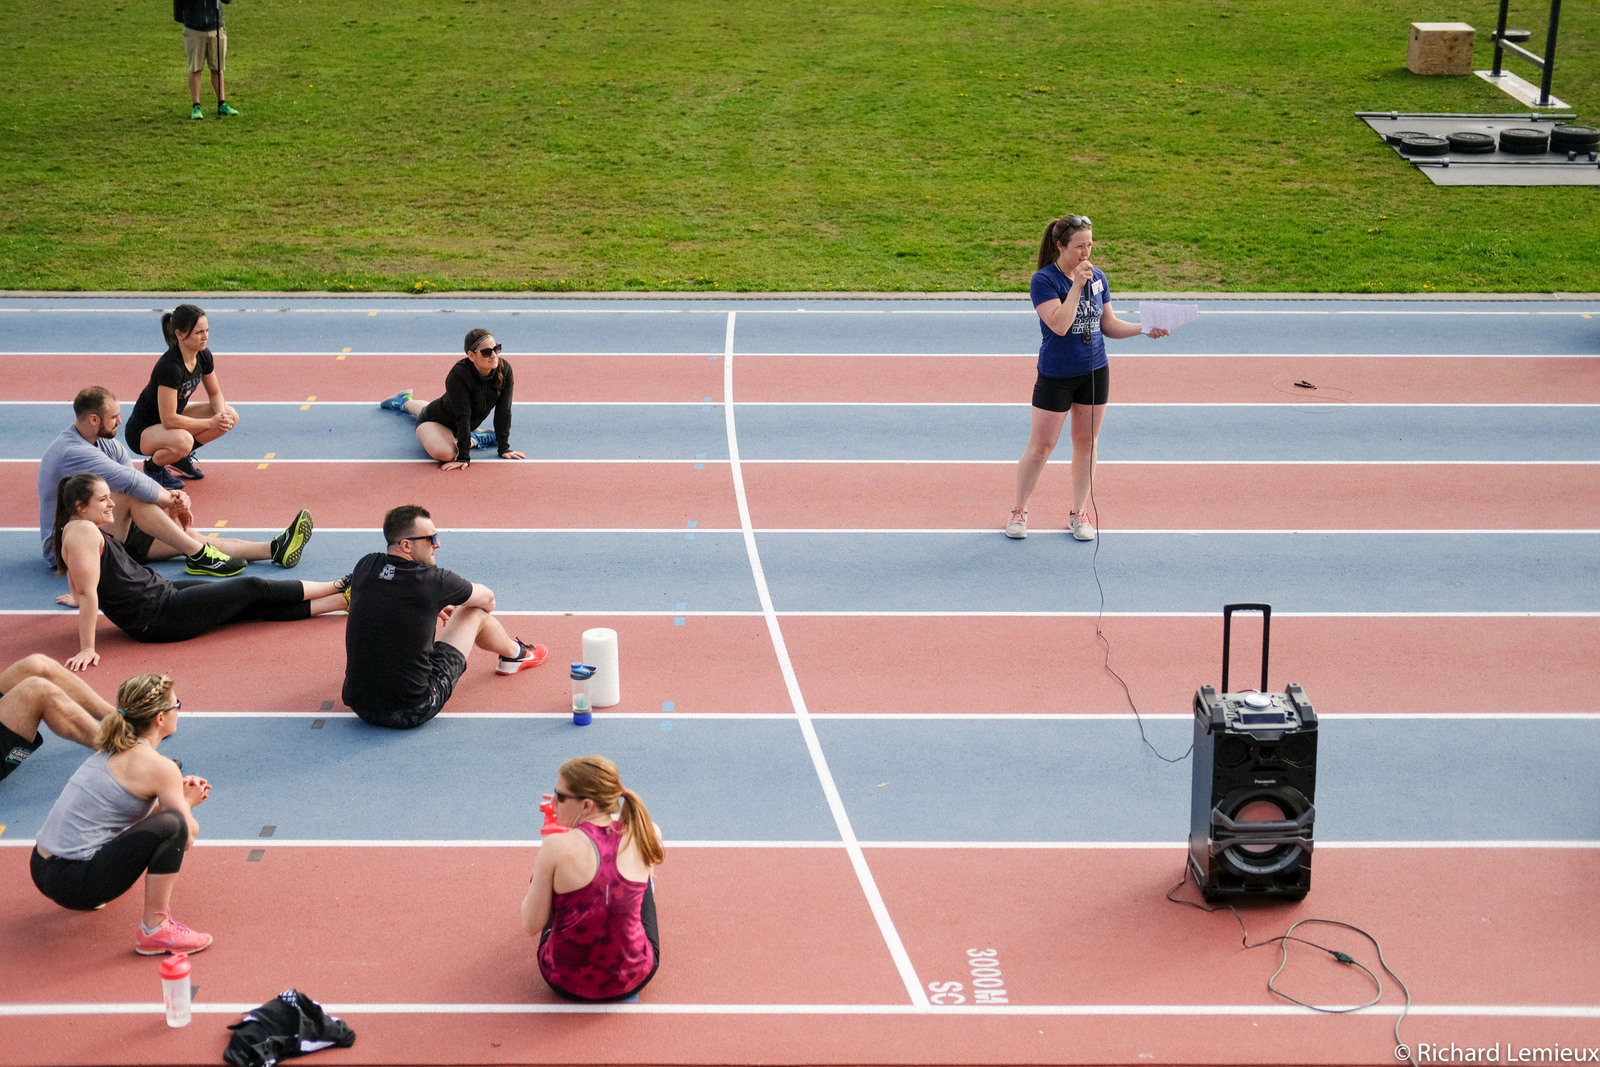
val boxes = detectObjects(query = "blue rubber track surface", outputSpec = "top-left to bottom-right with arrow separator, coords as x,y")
7,402 -> 1600,463
3,716 -> 1594,843
3,530 -> 1595,613
2,296 -> 1595,354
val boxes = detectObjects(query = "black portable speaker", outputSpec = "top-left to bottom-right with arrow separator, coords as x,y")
1188,603 -> 1318,902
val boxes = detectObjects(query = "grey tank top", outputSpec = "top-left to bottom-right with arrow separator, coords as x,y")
35,751 -> 156,860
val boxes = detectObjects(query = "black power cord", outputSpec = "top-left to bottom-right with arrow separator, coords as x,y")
1082,324 -> 1191,764
1165,862 -> 1418,1067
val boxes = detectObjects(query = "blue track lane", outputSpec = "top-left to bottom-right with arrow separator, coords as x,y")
0,531 -> 763,613
3,530 -> 1595,613
8,402 -> 1599,462
2,716 -> 1594,843
752,531 -> 1600,613
5,403 -> 731,462
2,297 -> 1596,354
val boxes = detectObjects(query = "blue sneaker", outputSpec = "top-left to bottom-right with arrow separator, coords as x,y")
142,459 -> 184,491
169,452 -> 205,480
469,429 -> 497,451
380,390 -> 413,412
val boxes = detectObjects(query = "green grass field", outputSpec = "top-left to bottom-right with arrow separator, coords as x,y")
2,0 -> 1595,293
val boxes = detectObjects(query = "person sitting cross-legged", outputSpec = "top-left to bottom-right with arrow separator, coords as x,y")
341,505 -> 546,730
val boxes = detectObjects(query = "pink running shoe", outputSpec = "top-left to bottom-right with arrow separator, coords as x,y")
134,914 -> 214,955
1005,507 -> 1028,539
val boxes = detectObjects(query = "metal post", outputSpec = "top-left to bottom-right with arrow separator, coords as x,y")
1538,0 -> 1562,106
1492,0 -> 1510,76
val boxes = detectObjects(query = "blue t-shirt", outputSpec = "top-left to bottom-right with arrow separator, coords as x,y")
1030,263 -> 1109,378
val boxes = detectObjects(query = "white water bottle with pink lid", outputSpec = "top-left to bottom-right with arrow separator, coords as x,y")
159,952 -> 192,1027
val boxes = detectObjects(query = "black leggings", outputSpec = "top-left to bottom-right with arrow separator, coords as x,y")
134,577 -> 310,643
540,881 -> 661,1002
31,809 -> 187,911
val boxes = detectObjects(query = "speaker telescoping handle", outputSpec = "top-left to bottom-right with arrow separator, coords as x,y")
1221,603 -> 1272,694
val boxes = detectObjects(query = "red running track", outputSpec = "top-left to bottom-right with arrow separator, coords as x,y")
6,462 -> 1596,531
23,353 -> 1600,403
0,614 -> 1592,717
0,847 -> 1594,1066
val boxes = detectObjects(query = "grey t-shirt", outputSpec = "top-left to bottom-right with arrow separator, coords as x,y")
37,425 -> 162,564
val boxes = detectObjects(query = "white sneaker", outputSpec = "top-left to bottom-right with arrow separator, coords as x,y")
1068,511 -> 1096,541
1005,507 -> 1027,539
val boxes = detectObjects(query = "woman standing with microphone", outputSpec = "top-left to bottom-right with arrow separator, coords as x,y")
1007,213 -> 1167,541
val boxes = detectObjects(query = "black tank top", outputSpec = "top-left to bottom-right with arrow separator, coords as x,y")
96,529 -> 171,633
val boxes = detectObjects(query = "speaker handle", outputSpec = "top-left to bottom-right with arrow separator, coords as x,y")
1222,603 -> 1272,693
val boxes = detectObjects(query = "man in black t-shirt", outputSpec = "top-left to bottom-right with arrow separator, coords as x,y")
341,505 -> 547,730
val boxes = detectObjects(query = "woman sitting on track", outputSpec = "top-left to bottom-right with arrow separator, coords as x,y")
31,672 -> 215,955
126,303 -> 240,491
379,327 -> 528,471
521,755 -> 663,1001
53,473 -> 346,671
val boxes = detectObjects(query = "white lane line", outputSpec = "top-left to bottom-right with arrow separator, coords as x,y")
5,526 -> 1600,536
3,1004 -> 1587,1017
8,349 -> 1597,358
5,458 -> 1599,466
0,1001 -> 1593,1018
0,306 -> 1593,316
722,310 -> 929,1009
3,839 -> 1595,850
3,609 -> 1597,618
16,397 -> 1600,410
141,710 -> 1600,722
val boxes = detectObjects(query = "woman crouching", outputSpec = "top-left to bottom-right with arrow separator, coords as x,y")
31,673 -> 214,954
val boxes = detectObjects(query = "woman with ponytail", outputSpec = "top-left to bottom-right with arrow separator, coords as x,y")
521,755 -> 662,1000
31,673 -> 215,955
125,304 -> 240,490
1006,213 -> 1168,541
53,473 -> 346,671
377,327 -> 527,471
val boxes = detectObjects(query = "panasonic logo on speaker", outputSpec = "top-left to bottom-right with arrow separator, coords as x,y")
1254,778 -> 1278,785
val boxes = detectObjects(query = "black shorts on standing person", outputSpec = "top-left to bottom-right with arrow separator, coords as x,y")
341,551 -> 475,728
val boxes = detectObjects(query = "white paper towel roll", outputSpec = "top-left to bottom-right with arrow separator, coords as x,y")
581,627 -> 620,708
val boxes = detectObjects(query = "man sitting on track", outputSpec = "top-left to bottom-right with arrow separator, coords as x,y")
1,654 -> 115,784
38,387 -> 314,577
340,505 -> 548,730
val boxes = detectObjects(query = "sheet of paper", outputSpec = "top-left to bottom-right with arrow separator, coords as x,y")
1138,301 -> 1199,333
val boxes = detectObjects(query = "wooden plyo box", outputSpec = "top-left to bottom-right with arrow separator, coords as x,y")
1407,22 -> 1475,75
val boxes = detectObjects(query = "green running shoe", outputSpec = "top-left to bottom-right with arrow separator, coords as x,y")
185,543 -> 245,577
217,101 -> 239,117
190,104 -> 204,120
270,508 -> 314,568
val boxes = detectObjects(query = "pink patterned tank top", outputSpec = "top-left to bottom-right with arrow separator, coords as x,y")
537,821 -> 654,1000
